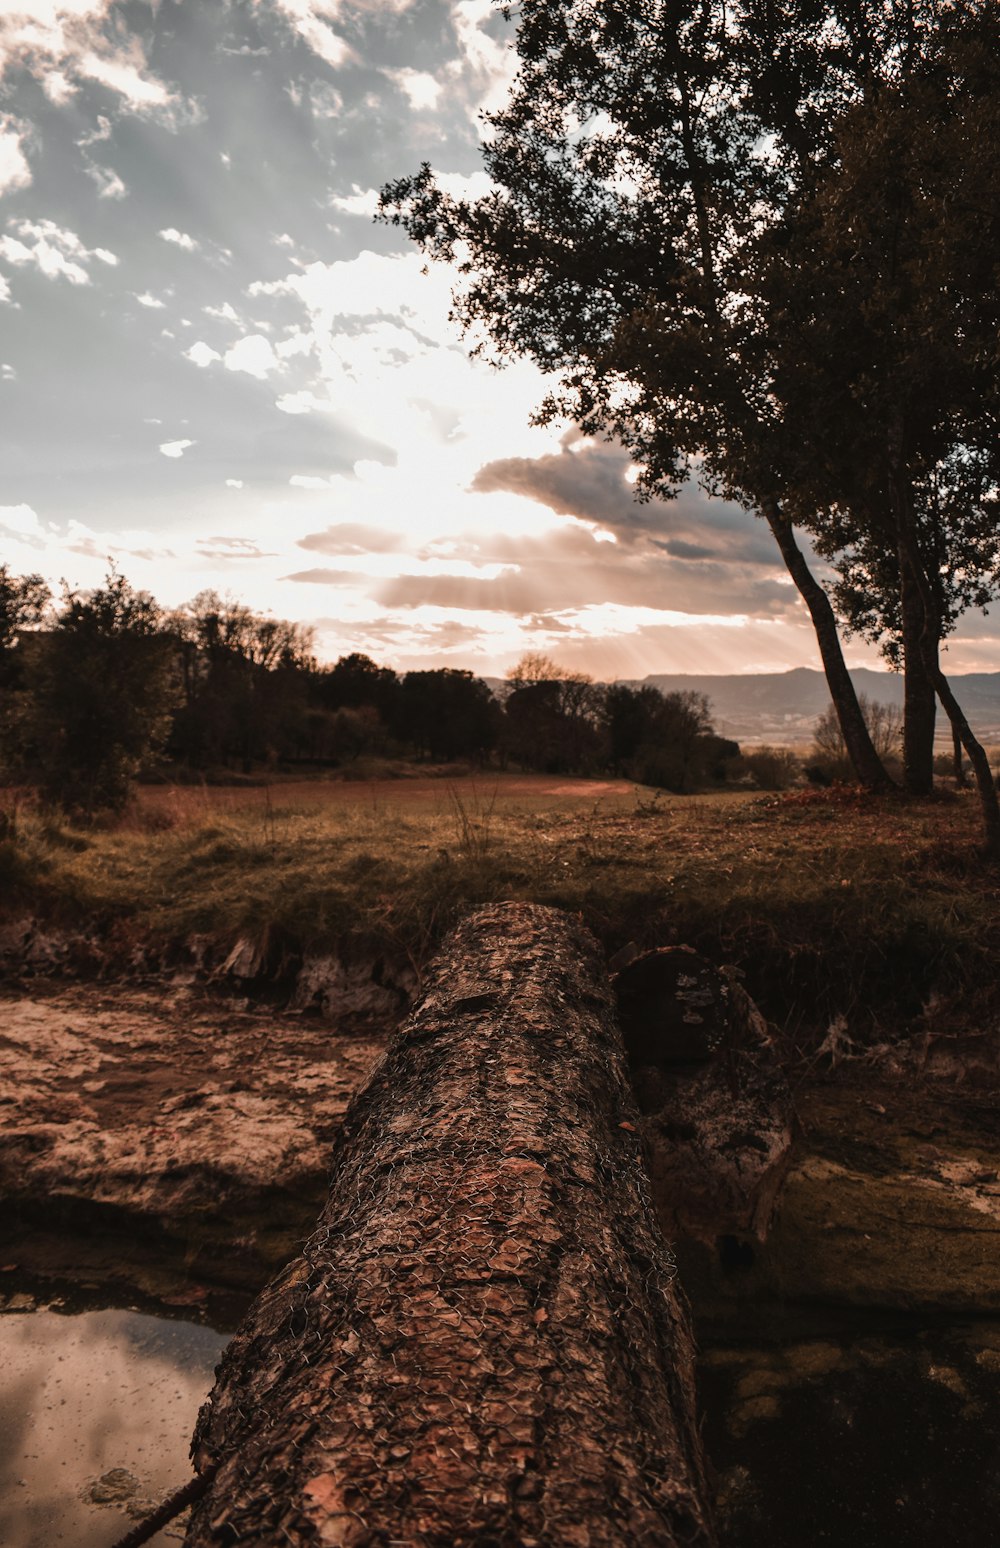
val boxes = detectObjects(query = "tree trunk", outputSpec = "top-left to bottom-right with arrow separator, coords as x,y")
888,467 -> 1000,854
761,498 -> 895,791
185,903 -> 717,1548
952,722 -> 967,787
899,545 -> 936,795
934,671 -> 1000,855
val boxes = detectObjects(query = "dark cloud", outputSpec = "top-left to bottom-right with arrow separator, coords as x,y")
660,539 -> 717,561
472,437 -> 647,529
374,549 -> 801,620
472,437 -> 777,566
374,571 -> 538,614
298,522 -> 402,555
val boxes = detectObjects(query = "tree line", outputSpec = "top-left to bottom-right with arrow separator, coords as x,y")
381,0 -> 1000,850
0,567 -> 738,815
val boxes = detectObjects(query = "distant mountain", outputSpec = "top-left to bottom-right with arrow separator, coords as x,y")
481,666 -> 1000,745
641,667 -> 1000,744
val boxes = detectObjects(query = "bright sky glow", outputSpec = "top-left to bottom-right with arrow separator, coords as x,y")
0,0 -> 995,677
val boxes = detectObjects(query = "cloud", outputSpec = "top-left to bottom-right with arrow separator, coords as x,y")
0,116 -> 31,194
0,4 -> 188,120
1,362 -> 16,380
448,0 -> 516,119
263,0 -> 355,70
135,291 -> 165,309
276,389 -> 326,416
298,522 -> 402,554
76,46 -> 176,112
472,437 -> 778,566
0,217 -> 118,284
374,571 -> 531,613
185,340 -> 222,367
224,334 -> 281,378
195,535 -> 274,560
283,567 -> 362,586
159,439 -> 195,459
159,227 -> 197,251
432,168 -> 495,202
0,501 -> 46,547
472,437 -> 645,530
225,479 -> 244,489
85,162 -> 127,199
76,113 -> 112,147
43,69 -> 73,103
329,184 -> 380,217
248,248 -> 544,463
386,68 -> 442,111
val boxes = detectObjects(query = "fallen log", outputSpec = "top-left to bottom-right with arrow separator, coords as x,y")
185,902 -> 716,1548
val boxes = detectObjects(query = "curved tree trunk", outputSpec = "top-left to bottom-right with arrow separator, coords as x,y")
185,903 -> 717,1548
933,670 -> 1000,855
761,497 -> 895,791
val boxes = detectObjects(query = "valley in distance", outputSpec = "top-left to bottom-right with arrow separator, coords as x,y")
633,666 -> 1000,745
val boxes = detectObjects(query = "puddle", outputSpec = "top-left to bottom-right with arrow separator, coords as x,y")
700,1321 -> 1000,1547
0,1298 -> 229,1548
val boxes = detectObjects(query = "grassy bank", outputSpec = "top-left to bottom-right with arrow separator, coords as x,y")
2,776 -> 997,1049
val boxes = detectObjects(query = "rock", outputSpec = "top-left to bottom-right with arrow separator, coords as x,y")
289,953 -> 414,1025
87,1467 -> 140,1506
0,984 -> 388,1295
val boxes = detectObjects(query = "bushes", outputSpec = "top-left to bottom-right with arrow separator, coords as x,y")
812,695 -> 903,783
737,745 -> 802,790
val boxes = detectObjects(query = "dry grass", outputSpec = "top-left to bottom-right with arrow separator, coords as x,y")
2,775 -> 997,1049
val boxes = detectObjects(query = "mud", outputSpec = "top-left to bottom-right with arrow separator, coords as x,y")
676,1071 -> 1000,1328
700,1319 -> 1000,1548
0,980 -> 387,1305
0,1297 -> 228,1548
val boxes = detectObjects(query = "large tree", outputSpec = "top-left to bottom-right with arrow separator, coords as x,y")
749,5 -> 1000,841
166,592 -> 316,771
381,0 -> 900,789
29,570 -> 175,816
383,0 -> 999,803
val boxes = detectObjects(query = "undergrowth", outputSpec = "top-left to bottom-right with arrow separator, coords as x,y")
1,779 -> 997,1049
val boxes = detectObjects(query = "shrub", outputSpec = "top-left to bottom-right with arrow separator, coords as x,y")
739,745 -> 802,790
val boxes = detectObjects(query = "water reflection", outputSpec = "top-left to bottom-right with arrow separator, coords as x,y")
0,1305 -> 228,1548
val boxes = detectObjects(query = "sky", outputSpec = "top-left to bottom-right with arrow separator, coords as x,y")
0,0 -> 997,680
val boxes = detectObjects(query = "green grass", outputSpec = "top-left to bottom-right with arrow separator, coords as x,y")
2,778 -> 998,1048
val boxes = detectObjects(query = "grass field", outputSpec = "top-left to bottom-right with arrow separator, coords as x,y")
2,772 -> 998,1050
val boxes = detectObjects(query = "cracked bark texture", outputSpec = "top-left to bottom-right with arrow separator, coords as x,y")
185,902 -> 716,1548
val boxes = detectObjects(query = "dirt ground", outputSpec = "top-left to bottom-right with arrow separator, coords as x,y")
125,772 -> 756,824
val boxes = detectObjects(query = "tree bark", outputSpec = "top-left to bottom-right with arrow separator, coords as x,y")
933,670 -> 1000,855
888,461 -> 1000,853
185,903 -> 717,1548
899,544 -> 936,795
761,498 -> 895,791
952,722 -> 967,787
